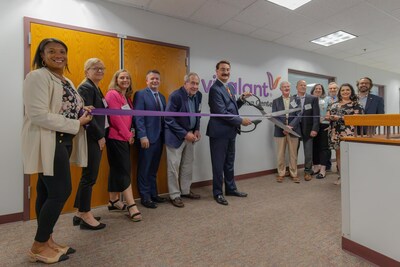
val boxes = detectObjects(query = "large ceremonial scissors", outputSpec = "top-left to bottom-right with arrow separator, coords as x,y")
241,94 -> 301,137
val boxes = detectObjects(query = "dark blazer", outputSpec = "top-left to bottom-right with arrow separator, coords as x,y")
77,79 -> 106,141
206,80 -> 244,139
294,94 -> 320,138
364,94 -> 384,114
133,88 -> 167,144
165,87 -> 202,148
272,95 -> 301,137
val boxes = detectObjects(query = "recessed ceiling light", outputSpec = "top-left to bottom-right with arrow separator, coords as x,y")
266,0 -> 312,10
311,30 -> 357,47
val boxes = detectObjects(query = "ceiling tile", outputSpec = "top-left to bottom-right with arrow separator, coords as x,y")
148,0 -> 207,19
107,0 -> 151,9
250,28 -> 285,42
190,0 -> 241,27
218,0 -> 257,9
234,0 -> 285,27
220,20 -> 258,35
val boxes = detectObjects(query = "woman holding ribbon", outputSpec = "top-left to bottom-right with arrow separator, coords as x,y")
105,69 -> 142,222
326,83 -> 364,185
73,58 -> 107,230
22,38 -> 92,263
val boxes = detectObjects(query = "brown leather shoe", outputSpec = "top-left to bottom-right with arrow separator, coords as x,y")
276,176 -> 284,183
292,176 -> 300,183
181,191 -> 201,199
304,173 -> 312,181
170,197 -> 184,208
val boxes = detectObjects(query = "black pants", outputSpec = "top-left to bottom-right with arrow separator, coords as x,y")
74,138 -> 102,212
35,133 -> 73,242
313,124 -> 331,166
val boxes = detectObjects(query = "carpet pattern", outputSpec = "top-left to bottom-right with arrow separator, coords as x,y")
0,170 -> 374,266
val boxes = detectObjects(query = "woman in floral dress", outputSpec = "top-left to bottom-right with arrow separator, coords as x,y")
326,83 -> 364,185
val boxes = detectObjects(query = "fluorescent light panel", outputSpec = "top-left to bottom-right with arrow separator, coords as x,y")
311,30 -> 357,47
266,0 -> 312,10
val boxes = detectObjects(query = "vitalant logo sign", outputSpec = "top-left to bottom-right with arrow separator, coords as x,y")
201,71 -> 281,108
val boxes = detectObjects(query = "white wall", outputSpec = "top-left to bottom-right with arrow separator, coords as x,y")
1,0 -> 399,216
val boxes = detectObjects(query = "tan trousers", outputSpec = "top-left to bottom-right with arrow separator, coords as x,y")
275,135 -> 299,177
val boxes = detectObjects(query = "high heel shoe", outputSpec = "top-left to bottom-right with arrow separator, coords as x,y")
80,218 -> 106,230
108,199 -> 126,212
73,215 -> 101,226
127,204 -> 142,222
28,250 -> 69,264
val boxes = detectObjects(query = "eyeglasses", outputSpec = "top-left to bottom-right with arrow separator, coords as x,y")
90,67 -> 106,72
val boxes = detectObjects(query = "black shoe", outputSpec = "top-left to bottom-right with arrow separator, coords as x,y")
79,219 -> 106,230
73,216 -> 101,226
107,199 -> 126,212
151,196 -> 167,203
141,200 -> 157,209
316,173 -> 326,179
214,195 -> 228,205
225,190 -> 248,197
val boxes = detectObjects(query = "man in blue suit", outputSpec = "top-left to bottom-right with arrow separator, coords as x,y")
356,77 -> 384,135
206,60 -> 252,206
165,72 -> 202,208
357,77 -> 384,114
133,70 -> 167,209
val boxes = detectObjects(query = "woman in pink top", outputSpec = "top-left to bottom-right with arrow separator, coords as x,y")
105,69 -> 141,222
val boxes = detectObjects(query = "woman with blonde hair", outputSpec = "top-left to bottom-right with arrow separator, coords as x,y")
105,69 -> 142,222
73,58 -> 107,230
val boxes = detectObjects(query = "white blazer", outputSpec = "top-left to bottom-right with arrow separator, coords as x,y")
22,67 -> 87,176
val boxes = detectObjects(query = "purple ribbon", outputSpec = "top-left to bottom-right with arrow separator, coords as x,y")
91,108 -> 240,117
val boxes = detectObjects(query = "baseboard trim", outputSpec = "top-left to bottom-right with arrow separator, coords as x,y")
0,212 -> 24,224
342,237 -> 400,266
192,168 -> 278,188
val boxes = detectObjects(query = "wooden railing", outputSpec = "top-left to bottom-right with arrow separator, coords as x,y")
343,114 -> 400,144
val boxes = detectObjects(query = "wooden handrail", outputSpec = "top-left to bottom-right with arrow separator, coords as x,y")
344,114 -> 400,126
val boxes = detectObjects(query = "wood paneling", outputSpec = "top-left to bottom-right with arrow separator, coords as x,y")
123,39 -> 188,196
29,23 -> 120,218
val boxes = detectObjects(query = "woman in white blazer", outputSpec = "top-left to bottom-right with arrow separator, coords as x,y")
22,38 -> 92,264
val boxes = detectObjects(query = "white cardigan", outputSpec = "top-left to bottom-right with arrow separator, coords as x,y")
22,68 -> 87,176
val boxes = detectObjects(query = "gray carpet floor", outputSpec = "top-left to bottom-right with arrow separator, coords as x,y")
0,170 -> 374,266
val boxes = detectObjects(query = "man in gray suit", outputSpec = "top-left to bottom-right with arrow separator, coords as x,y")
272,81 -> 302,183
295,80 -> 320,181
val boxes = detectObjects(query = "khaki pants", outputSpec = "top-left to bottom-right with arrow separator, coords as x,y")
275,135 -> 299,177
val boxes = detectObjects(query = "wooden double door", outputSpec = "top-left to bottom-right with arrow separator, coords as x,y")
26,18 -> 188,218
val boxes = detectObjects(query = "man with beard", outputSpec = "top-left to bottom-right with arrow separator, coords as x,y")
357,77 -> 384,114
206,60 -> 252,205
356,77 -> 384,135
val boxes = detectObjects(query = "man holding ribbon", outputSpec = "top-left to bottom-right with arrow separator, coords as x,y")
165,72 -> 202,208
206,60 -> 252,206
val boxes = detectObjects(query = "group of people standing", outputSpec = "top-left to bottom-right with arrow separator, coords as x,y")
22,38 -> 246,264
272,77 -> 384,185
21,37 -> 385,264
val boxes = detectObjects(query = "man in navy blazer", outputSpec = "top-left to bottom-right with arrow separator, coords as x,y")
357,77 -> 384,114
356,77 -> 384,134
165,72 -> 202,208
206,60 -> 252,206
294,80 -> 320,181
272,81 -> 302,183
133,70 -> 167,209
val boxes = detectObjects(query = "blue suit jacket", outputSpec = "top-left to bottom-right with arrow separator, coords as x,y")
364,94 -> 384,114
272,95 -> 301,137
206,80 -> 244,139
133,88 -> 167,144
165,87 -> 202,148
